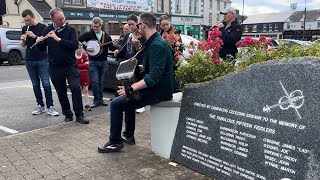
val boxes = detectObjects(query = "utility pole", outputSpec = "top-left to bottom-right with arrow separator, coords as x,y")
242,0 -> 244,23
303,0 -> 306,40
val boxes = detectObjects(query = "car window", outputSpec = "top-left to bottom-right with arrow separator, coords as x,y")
6,31 -> 21,40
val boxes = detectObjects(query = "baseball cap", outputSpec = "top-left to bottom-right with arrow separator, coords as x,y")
220,6 -> 236,14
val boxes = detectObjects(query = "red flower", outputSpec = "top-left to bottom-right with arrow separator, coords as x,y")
162,34 -> 168,39
175,56 -> 180,61
188,50 -> 194,55
189,41 -> 194,46
213,59 -> 222,65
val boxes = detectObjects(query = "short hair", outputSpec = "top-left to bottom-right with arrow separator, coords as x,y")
92,17 -> 103,25
139,13 -> 156,29
49,8 -> 63,19
159,15 -> 170,23
21,9 -> 34,18
127,14 -> 138,23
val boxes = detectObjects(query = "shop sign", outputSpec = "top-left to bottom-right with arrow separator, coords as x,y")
65,11 -> 128,20
87,0 -> 153,12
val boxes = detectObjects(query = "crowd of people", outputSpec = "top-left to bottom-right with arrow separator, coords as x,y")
20,6 -> 241,153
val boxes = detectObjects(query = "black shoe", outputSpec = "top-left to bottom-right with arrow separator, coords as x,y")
63,117 -> 73,123
76,115 -> 89,124
90,102 -> 101,108
84,105 -> 92,111
101,100 -> 108,106
122,135 -> 135,145
98,142 -> 124,153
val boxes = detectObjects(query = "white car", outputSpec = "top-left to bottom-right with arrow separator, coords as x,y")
180,34 -> 200,59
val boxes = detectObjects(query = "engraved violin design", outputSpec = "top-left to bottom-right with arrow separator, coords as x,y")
263,81 -> 304,119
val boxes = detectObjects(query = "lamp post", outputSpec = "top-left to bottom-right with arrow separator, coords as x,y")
242,0 -> 244,23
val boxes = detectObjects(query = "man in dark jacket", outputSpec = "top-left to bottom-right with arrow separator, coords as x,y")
98,13 -> 174,153
36,8 -> 88,124
78,17 -> 116,108
213,6 -> 242,60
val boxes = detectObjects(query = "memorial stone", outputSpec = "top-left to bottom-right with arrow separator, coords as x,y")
171,57 -> 320,179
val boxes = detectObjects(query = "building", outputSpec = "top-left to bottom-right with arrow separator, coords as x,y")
283,10 -> 320,40
242,11 -> 294,39
169,0 -> 204,39
2,0 -> 170,36
203,0 -> 231,39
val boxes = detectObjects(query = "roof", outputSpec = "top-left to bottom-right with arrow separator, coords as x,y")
287,10 -> 320,22
27,0 -> 51,19
243,11 -> 294,24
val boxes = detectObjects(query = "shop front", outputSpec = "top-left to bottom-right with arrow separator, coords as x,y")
171,16 -> 203,40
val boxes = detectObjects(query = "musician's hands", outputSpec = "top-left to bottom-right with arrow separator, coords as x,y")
112,39 -> 118,45
117,86 -> 127,97
213,22 -> 224,29
20,34 -> 27,41
86,47 -> 94,52
47,30 -> 60,41
25,31 -> 37,39
114,49 -> 119,57
36,36 -> 45,43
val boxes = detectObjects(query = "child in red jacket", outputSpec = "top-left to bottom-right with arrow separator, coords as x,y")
76,43 -> 91,111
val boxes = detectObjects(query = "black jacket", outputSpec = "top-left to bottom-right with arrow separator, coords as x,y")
116,32 -> 146,63
37,24 -> 78,66
219,20 -> 242,59
78,29 -> 116,61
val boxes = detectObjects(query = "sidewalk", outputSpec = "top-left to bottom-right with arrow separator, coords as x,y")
0,107 -> 211,180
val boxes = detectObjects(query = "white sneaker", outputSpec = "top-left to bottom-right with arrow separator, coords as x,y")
32,105 -> 45,115
136,107 -> 145,113
47,106 -> 59,116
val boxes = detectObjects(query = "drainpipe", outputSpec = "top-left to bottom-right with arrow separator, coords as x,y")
14,0 -> 20,14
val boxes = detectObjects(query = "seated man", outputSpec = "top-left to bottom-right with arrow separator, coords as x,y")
98,12 -> 174,153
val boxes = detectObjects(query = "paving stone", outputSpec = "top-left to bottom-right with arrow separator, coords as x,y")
24,172 -> 43,180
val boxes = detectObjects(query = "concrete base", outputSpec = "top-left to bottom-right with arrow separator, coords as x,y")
150,92 -> 182,159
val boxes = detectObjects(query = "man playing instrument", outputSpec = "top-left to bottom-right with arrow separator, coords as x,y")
20,9 -> 59,116
98,13 -> 174,153
78,17 -> 116,108
36,8 -> 88,124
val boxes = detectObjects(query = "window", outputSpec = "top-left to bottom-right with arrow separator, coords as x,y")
63,0 -> 83,5
287,23 -> 290,29
275,24 -> 278,31
108,23 -> 120,35
217,13 -> 220,22
157,0 -> 163,12
224,2 -> 227,8
194,0 -> 198,14
244,25 -> 249,32
301,22 -> 304,29
217,1 -> 220,11
263,24 -> 267,32
269,24 -> 273,31
6,31 -> 21,40
252,25 -> 257,32
318,22 -> 320,28
209,13 -> 212,24
189,0 -> 192,14
209,0 -> 212,9
175,0 -> 181,12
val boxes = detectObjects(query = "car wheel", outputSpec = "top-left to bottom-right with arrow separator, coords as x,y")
8,50 -> 22,65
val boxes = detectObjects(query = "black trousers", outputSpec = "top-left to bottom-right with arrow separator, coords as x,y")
49,64 -> 83,118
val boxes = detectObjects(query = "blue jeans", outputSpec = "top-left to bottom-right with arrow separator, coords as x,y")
109,90 -> 162,144
89,61 -> 108,103
26,59 -> 53,108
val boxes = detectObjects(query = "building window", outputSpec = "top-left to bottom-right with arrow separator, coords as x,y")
318,22 -> 320,28
157,0 -> 164,12
301,22 -> 304,29
217,1 -> 220,11
108,23 -> 120,35
209,13 -> 212,24
209,0 -> 212,9
63,0 -> 83,5
244,25 -> 249,32
275,24 -> 278,31
263,24 -> 267,32
175,0 -> 181,12
287,23 -> 290,29
194,0 -> 198,14
224,2 -> 227,9
217,13 -> 220,22
252,25 -> 257,32
189,0 -> 192,14
269,24 -> 273,31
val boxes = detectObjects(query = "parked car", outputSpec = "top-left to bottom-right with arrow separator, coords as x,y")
0,28 -> 26,65
278,39 -> 310,47
180,34 -> 200,58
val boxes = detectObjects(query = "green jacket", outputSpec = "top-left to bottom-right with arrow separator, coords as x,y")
142,32 -> 174,101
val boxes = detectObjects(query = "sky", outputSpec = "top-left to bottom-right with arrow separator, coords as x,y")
231,0 -> 320,16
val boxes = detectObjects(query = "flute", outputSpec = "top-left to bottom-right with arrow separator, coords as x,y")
30,28 -> 57,49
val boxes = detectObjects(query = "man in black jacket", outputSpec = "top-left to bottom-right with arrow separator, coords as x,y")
79,17 -> 116,108
213,6 -> 242,60
36,8 -> 88,124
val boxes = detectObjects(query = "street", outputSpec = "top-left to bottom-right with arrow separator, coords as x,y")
0,64 -> 113,137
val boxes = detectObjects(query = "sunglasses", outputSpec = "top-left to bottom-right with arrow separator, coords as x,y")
136,22 -> 147,29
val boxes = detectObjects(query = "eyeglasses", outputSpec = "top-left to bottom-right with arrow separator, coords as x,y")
24,18 -> 33,22
93,25 -> 102,28
136,22 -> 147,29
